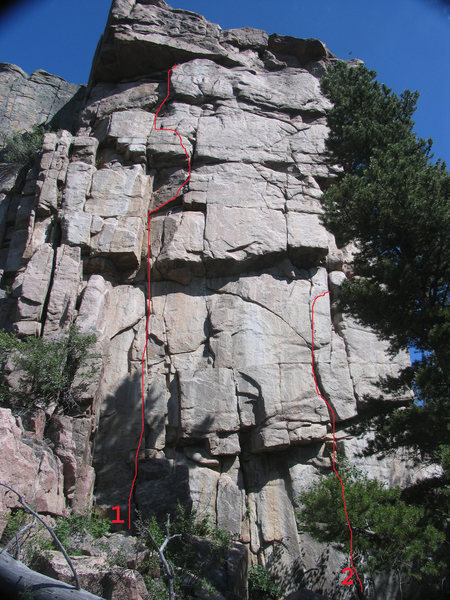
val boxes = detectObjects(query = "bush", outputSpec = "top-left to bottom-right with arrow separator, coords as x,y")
1,508 -> 53,567
296,462 -> 445,583
2,508 -> 110,566
0,325 -> 99,414
1,508 -> 29,542
136,502 -> 234,598
171,501 -> 212,538
248,565 -> 280,600
171,501 -> 232,550
144,577 -> 169,600
0,124 -> 46,165
52,510 -> 110,555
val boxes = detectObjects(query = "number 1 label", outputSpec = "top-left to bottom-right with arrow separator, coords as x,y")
112,506 -> 125,523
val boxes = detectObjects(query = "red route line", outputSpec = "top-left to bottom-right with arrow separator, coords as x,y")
126,70 -> 363,596
311,291 -> 363,593
128,65 -> 191,529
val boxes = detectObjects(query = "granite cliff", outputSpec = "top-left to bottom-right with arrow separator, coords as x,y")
0,1 -> 431,599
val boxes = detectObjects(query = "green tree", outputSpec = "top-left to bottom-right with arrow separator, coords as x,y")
0,325 -> 99,414
319,63 -> 449,461
296,464 -> 444,594
316,61 -> 449,593
320,63 -> 419,175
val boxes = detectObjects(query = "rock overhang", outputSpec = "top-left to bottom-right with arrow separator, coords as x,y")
90,0 -> 334,83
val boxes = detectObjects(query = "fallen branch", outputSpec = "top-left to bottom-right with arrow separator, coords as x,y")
0,482 -> 80,590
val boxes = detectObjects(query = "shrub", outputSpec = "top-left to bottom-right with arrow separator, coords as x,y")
171,501 -> 213,538
52,510 -> 110,555
248,565 -> 280,600
143,515 -> 166,548
0,124 -> 46,165
135,503 -> 234,598
2,508 -> 29,542
171,501 -> 232,551
1,508 -> 53,567
144,577 -> 169,599
0,325 -> 99,414
18,590 -> 35,600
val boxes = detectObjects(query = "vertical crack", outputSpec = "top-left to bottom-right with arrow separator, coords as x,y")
329,299 -> 359,403
39,217 -> 61,336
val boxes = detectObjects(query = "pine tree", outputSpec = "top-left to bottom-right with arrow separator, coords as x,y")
308,61 -> 450,594
296,463 -> 444,593
320,61 -> 449,465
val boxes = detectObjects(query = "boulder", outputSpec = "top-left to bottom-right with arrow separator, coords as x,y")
38,551 -> 149,600
62,161 -> 94,212
35,131 -> 72,216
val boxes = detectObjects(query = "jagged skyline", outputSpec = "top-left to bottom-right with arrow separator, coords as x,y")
0,0 -> 449,164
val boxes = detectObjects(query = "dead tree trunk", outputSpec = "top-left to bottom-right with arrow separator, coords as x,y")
0,550 -> 105,600
144,513 -> 181,600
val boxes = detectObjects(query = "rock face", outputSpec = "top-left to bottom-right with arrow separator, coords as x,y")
0,2 -> 425,599
0,407 -> 96,535
0,63 -> 84,137
0,408 -> 66,531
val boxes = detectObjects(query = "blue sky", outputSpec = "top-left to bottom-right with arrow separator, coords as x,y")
0,0 -> 448,163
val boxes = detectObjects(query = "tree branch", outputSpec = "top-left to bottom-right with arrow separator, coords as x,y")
144,513 -> 181,600
0,482 -> 80,590
2,516 -> 37,558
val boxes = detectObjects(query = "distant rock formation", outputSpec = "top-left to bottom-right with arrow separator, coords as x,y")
0,62 -> 84,137
0,2 -> 432,598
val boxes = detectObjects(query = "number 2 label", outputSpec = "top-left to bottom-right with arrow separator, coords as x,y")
341,567 -> 354,585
